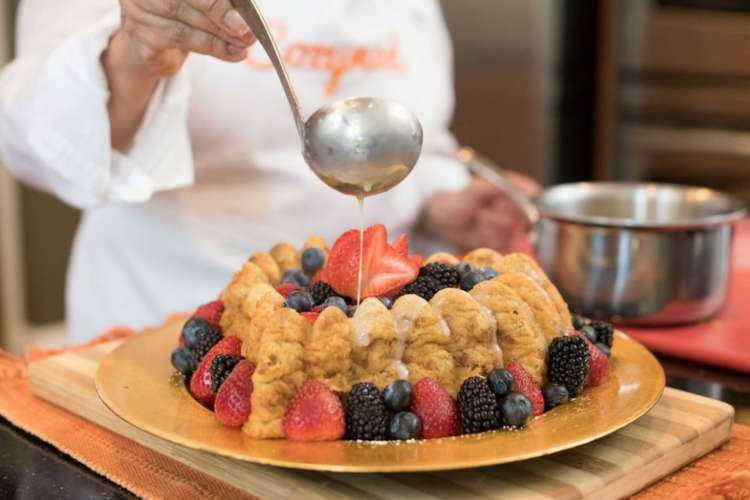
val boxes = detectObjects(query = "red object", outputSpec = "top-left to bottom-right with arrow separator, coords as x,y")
409,378 -> 459,439
326,224 -> 418,300
625,220 -> 750,374
189,336 -> 242,408
194,300 -> 224,327
275,283 -> 300,298
214,360 -> 255,427
506,362 -> 544,416
566,331 -> 610,387
282,380 -> 345,441
300,311 -> 320,325
393,233 -> 409,257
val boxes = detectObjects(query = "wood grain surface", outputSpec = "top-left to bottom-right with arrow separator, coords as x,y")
28,340 -> 733,499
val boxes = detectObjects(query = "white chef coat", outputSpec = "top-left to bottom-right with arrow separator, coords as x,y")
0,0 -> 470,343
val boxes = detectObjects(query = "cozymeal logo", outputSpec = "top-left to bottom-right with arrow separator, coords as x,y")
245,22 -> 403,95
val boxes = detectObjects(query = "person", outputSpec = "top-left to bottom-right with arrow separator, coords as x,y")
0,0 -> 538,343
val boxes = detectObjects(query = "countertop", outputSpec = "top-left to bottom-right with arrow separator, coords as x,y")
1,354 -> 748,500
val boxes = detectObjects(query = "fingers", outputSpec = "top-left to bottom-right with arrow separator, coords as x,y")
503,170 -> 542,198
125,7 -> 248,62
183,0 -> 253,40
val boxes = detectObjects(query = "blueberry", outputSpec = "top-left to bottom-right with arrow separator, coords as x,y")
388,411 -> 421,440
460,270 -> 486,291
595,342 -> 611,358
281,269 -> 309,287
301,247 -> 325,276
171,347 -> 193,376
383,380 -> 413,412
285,290 -> 313,312
181,317 -> 212,349
481,267 -> 498,280
572,314 -> 587,330
542,383 -> 569,411
500,392 -> 533,427
456,262 -> 475,277
378,296 -> 394,309
322,296 -> 348,313
487,368 -> 515,397
581,325 -> 597,343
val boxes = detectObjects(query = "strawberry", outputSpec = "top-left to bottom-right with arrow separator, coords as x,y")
214,359 -> 255,427
195,300 -> 224,327
189,336 -> 242,408
393,233 -> 409,257
566,331 -> 610,387
282,380 -> 345,441
301,311 -> 320,325
327,224 -> 418,300
275,282 -> 301,298
409,254 -> 424,268
506,362 -> 544,416
409,378 -> 459,439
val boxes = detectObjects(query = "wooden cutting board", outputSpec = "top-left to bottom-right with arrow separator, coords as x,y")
28,340 -> 734,500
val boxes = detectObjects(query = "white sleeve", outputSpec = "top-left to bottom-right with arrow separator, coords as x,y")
0,0 -> 194,209
412,129 -> 471,200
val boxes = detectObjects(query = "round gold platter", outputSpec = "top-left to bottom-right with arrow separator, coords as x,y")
96,320 -> 665,473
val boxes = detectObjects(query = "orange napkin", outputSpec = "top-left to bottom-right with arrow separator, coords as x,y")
0,329 -> 255,500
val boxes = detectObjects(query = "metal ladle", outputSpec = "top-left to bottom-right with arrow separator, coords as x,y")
231,0 -> 424,198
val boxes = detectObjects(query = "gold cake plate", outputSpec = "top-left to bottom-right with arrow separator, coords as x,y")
95,320 -> 665,473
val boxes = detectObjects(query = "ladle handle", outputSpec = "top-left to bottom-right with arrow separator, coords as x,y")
230,0 -> 305,138
455,147 -> 540,228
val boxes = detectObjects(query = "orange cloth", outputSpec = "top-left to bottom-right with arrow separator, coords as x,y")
0,333 -> 748,499
0,331 -> 255,500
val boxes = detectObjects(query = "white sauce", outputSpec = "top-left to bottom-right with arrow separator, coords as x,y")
478,303 -> 503,366
351,317 -> 371,347
393,309 -> 416,380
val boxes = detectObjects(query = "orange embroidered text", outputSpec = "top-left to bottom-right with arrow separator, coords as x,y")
246,22 -> 402,95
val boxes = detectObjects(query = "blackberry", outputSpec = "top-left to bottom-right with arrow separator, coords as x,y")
309,281 -> 336,305
189,326 -> 223,371
457,376 -> 500,434
400,276 -> 442,301
591,320 -> 614,349
345,383 -> 389,441
210,354 -> 243,394
419,263 -> 459,288
547,336 -> 590,397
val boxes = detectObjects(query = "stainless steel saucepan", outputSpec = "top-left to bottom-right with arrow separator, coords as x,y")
457,148 -> 747,325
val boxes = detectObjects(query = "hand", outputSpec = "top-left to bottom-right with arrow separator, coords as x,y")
104,1 -> 256,150
115,0 -> 256,78
422,173 -> 541,253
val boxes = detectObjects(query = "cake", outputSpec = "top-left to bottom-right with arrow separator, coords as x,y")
171,224 -> 615,441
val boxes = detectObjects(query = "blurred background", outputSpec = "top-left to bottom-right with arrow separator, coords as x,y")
2,0 -> 750,353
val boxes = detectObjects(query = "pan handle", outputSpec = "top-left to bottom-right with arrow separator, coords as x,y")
454,147 -> 540,228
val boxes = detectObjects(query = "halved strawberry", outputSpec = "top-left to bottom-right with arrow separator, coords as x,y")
275,282 -> 301,298
393,233 -> 409,257
327,225 -> 418,300
409,254 -> 424,268
300,311 -> 320,325
215,360 -> 255,427
189,336 -> 242,408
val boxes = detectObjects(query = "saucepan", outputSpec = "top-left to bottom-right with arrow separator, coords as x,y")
456,148 -> 747,326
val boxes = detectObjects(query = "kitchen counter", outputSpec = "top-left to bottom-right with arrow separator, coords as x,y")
0,353 -> 747,499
